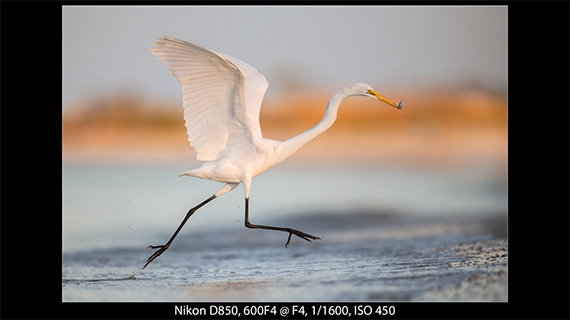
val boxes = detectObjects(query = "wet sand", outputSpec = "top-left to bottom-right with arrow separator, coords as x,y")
62,211 -> 507,302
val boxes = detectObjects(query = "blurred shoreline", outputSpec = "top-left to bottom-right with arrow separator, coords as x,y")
63,87 -> 507,171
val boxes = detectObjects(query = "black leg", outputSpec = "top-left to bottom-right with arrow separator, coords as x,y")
134,194 -> 217,274
243,197 -> 320,247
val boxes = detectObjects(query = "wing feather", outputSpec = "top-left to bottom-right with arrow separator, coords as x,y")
151,36 -> 268,161
215,52 -> 269,139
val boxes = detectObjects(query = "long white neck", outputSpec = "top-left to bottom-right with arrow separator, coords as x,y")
275,88 -> 351,163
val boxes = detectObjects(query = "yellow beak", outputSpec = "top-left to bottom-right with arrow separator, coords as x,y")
368,90 -> 404,110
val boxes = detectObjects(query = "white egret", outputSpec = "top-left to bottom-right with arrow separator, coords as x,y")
136,36 -> 404,273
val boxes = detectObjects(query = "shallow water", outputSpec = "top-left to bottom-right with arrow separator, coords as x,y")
62,213 -> 506,302
62,162 -> 507,301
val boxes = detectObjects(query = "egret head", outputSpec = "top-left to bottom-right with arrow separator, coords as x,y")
348,82 -> 404,110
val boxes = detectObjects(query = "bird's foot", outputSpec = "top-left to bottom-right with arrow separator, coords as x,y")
137,244 -> 170,270
285,229 -> 321,248
147,244 -> 169,261
128,244 -> 170,278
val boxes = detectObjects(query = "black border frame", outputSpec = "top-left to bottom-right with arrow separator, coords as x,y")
1,1 -> 568,319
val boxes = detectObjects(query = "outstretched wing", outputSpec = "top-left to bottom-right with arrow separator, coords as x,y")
150,36 -> 268,161
214,51 -> 268,140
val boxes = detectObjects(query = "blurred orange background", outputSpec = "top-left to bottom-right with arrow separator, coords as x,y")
62,86 -> 507,171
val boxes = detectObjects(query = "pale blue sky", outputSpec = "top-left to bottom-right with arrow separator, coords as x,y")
63,6 -> 507,105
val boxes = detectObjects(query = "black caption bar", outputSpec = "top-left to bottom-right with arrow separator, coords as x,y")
173,303 -> 396,319
57,301 -> 515,319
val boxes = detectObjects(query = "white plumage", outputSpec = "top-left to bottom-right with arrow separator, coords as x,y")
151,36 -> 268,161
132,36 -> 404,276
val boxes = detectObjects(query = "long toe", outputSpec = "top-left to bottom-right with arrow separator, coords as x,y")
302,232 -> 320,241
291,229 -> 320,243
